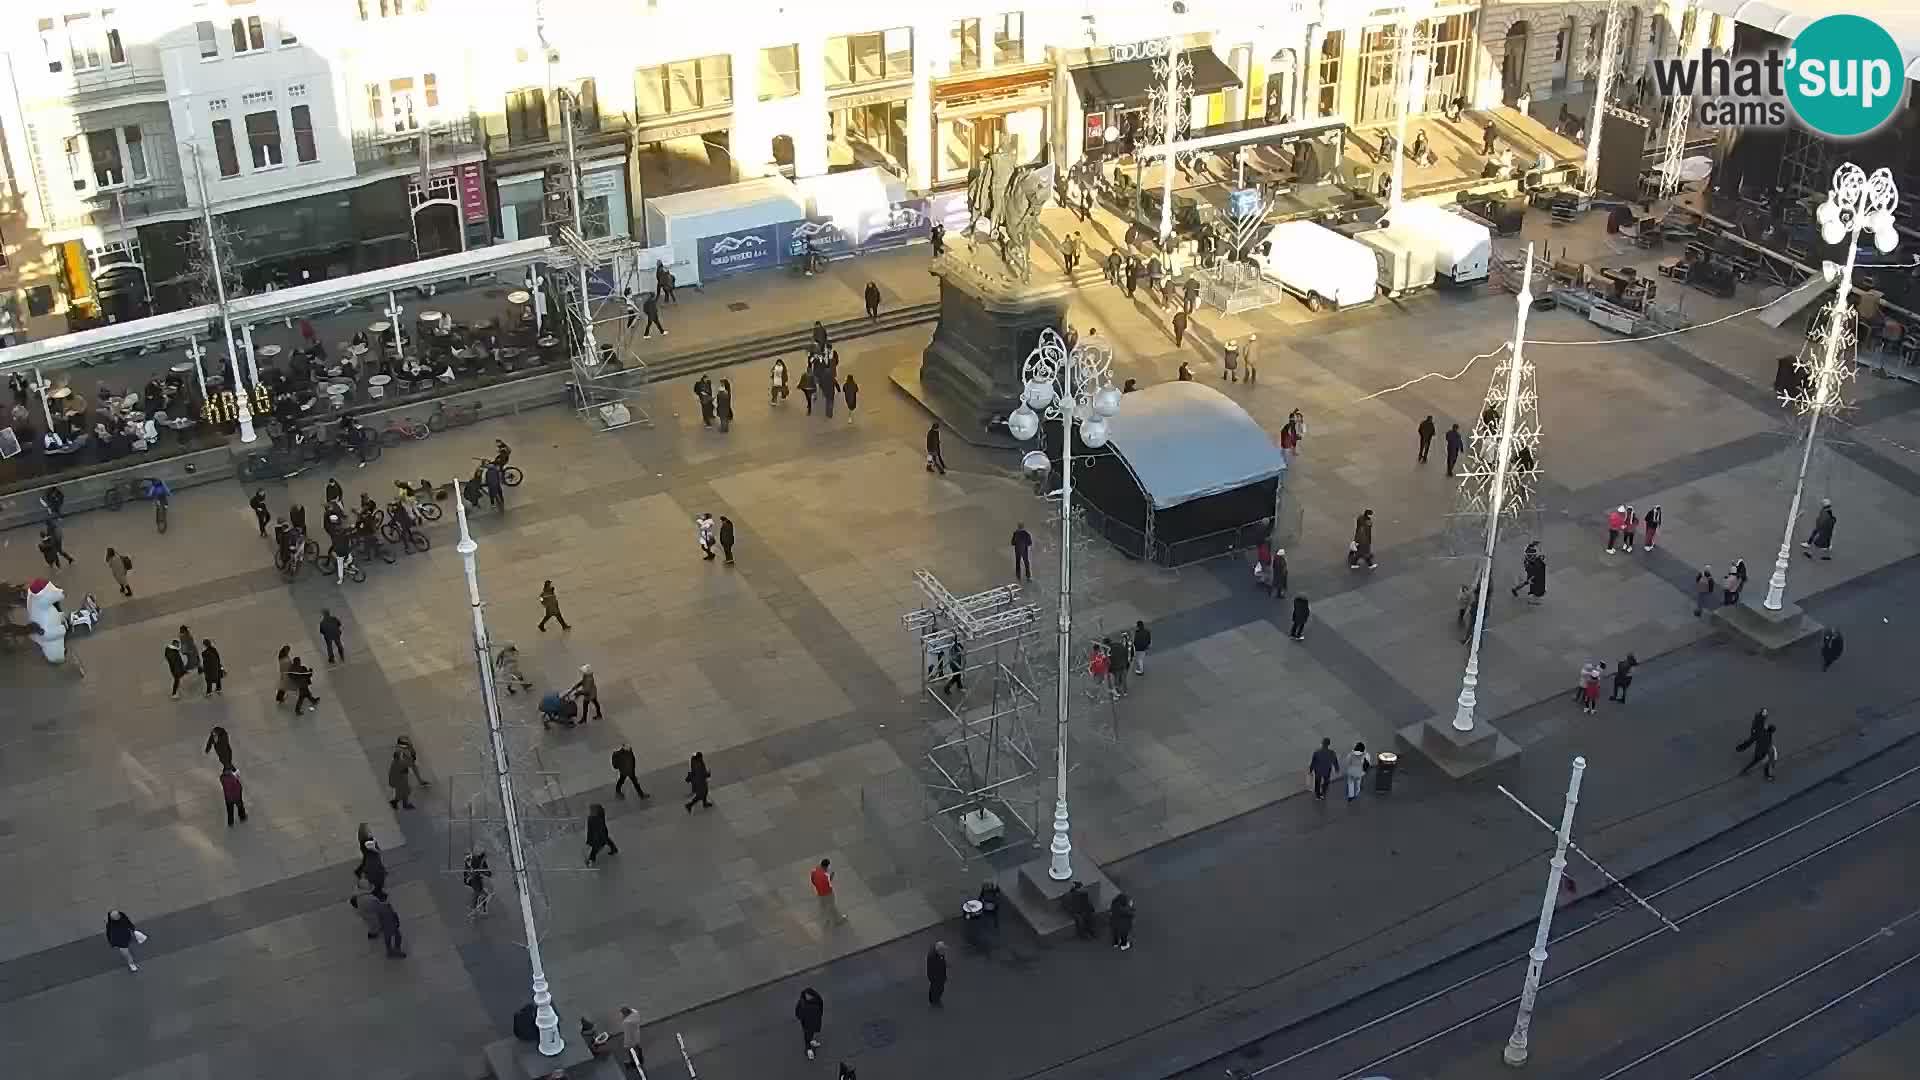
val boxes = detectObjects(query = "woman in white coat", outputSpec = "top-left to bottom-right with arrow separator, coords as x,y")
1344,741 -> 1373,801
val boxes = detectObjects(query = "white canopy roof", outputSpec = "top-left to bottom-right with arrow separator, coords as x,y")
1697,0 -> 1920,80
1104,381 -> 1287,511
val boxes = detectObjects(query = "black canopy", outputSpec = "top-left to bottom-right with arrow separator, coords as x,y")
1072,48 -> 1242,110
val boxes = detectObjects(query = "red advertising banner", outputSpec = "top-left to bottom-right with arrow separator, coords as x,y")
459,162 -> 488,225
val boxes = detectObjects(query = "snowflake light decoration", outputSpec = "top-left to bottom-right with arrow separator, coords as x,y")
1456,349 -> 1544,521
1784,300 -> 1858,416
1148,52 -> 1195,166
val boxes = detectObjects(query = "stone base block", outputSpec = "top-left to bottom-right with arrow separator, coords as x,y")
1713,598 -> 1824,655
999,853 -> 1119,941
483,1032 -> 615,1080
1396,713 -> 1521,779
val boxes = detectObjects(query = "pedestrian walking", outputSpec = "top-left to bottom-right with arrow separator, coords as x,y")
1803,499 -> 1836,559
42,482 -> 65,519
201,640 -> 225,695
795,987 -> 825,1060
931,222 -> 946,257
105,909 -> 144,972
1621,505 -> 1639,551
1444,423 -> 1464,476
1222,339 -> 1240,381
220,765 -> 248,826
1643,504 -> 1663,549
585,803 -> 618,865
177,625 -> 199,676
864,281 -> 882,320
250,490 -> 271,536
926,423 -> 948,474
538,580 -> 572,631
684,751 -> 713,811
656,261 -> 678,304
41,522 -> 75,568
811,858 -> 844,925
1821,628 -> 1846,671
275,644 -> 293,704
1132,618 -> 1151,674
1344,741 -> 1372,801
1606,505 -> 1627,553
1011,523 -> 1033,581
395,736 -> 430,787
386,749 -> 414,810
205,725 -> 235,770
1125,257 -> 1141,298
693,374 -> 714,427
572,663 -> 603,719
1060,232 -> 1079,274
1104,250 -> 1122,286
1109,634 -> 1132,697
1289,595 -> 1310,640
821,370 -> 839,418
1482,120 -> 1498,157
320,608 -> 345,663
696,513 -> 717,560
811,320 -> 831,357
1182,275 -> 1201,314
612,742 -> 649,798
718,515 -> 736,565
1416,415 -> 1436,462
1349,509 -> 1377,570
107,547 -> 133,596
798,368 -> 816,414
1109,893 -> 1135,950
1579,661 -> 1602,713
1270,546 -> 1289,597
1309,737 -> 1338,800
926,941 -> 949,1006
641,291 -> 666,337
1736,720 -> 1778,780
365,890 -> 406,957
714,378 -> 735,432
350,891 -> 383,941
1694,565 -> 1716,616
1723,558 -> 1749,605
1171,308 -> 1189,346
165,637 -> 189,699
842,374 -> 860,422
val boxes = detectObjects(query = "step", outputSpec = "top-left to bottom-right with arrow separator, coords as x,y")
638,302 -> 941,383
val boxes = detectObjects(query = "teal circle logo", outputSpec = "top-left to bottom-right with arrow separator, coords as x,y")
1786,15 -> 1905,138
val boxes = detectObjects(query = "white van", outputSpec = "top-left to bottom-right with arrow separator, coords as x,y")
1356,228 -> 1436,298
1252,220 -> 1379,311
1379,201 -> 1492,286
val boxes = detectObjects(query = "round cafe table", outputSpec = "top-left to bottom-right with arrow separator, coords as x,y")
370,321 -> 392,335
507,290 -> 532,305
349,343 -> 369,357
169,362 -> 196,377
258,344 -> 283,359
421,311 -> 443,323
367,374 -> 392,400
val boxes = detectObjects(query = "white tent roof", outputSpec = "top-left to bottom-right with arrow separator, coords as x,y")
1104,381 -> 1287,511
1697,1 -> 1920,80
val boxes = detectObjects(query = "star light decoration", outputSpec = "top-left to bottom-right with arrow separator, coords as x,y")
1783,300 -> 1858,417
1456,346 -> 1544,522
1148,51 -> 1196,168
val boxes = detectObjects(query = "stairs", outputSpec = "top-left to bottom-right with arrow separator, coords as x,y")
633,301 -> 940,385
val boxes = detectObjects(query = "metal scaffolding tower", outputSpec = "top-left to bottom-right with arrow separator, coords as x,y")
901,570 -> 1046,861
548,223 -> 656,432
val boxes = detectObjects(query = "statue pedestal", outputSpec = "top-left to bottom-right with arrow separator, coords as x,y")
890,245 -> 1070,449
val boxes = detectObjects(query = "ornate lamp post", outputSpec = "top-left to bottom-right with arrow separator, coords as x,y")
1006,329 -> 1122,880
1763,164 -> 1899,611
1504,755 -> 1587,1065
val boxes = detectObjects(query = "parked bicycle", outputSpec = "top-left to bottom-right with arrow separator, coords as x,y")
379,502 -> 432,552
243,447 -> 310,482
393,478 -> 448,521
378,415 -> 433,446
428,401 -> 482,432
305,433 -> 381,466
472,457 -> 525,487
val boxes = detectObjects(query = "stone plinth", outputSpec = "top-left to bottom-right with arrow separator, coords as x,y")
1396,714 -> 1520,779
1713,597 -> 1825,654
998,852 -> 1119,940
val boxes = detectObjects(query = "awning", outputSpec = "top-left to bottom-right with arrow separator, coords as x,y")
1695,0 -> 1920,79
1104,381 -> 1286,510
1071,48 -> 1242,110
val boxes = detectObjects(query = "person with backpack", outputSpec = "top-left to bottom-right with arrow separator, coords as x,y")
108,548 -> 133,597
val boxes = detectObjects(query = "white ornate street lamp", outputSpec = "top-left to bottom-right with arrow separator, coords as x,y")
1006,328 -> 1122,880
1504,755 -> 1586,1066
1763,163 -> 1899,611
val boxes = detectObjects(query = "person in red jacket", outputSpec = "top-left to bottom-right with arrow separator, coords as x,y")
219,765 -> 247,826
1606,505 -> 1627,553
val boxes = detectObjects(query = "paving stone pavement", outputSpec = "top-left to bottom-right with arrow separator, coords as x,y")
1,200 -> 1917,1079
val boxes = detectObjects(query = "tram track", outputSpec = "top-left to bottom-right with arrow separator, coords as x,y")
1180,742 -> 1920,1080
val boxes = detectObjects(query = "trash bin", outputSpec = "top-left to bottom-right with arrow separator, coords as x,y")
1374,751 -> 1398,793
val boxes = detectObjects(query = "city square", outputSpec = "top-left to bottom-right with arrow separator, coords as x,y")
4,2 -> 1920,1079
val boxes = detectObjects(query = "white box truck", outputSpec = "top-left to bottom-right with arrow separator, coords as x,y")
1253,220 -> 1379,311
1355,227 -> 1436,298
1379,201 -> 1492,286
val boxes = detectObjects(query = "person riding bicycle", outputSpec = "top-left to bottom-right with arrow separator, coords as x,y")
358,492 -> 379,521
388,498 -> 422,553
147,476 -> 170,508
492,440 -> 511,470
273,518 -> 297,567
329,529 -> 356,584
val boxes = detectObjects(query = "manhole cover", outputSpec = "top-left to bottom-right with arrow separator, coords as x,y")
728,301 -> 751,312
860,1019 -> 897,1049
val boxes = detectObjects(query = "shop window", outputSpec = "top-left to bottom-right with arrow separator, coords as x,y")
993,13 -> 1023,66
952,19 -> 980,73
245,110 -> 283,168
1422,14 -> 1474,114
124,126 -> 148,181
40,19 -> 63,73
826,28 -> 911,89
67,14 -> 102,72
760,45 -> 801,100
212,119 -> 241,176
506,86 -> 549,146
636,131 -> 734,202
291,105 -> 317,163
27,286 -> 56,317
831,99 -> 907,175
86,130 -> 124,188
197,21 -> 219,59
388,77 -> 423,133
635,55 -> 730,118
232,16 -> 266,55
105,10 -> 126,65
1316,30 -> 1343,119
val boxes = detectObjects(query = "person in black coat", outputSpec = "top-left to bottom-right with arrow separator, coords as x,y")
863,281 -> 882,321
718,516 -> 736,565
693,375 -> 715,427
1108,893 -> 1135,950
105,909 -> 141,971
165,638 -> 190,699
641,292 -> 666,337
926,941 -> 948,1006
1416,415 -> 1436,463
355,837 -> 388,893
685,752 -> 713,811
1737,721 -> 1778,779
841,375 -> 860,421
205,724 -> 235,769
1821,628 -> 1846,671
250,490 -> 271,536
612,742 -> 648,798
1803,500 -> 1837,559
585,803 -> 618,865
795,987 -> 825,1059
201,640 -> 226,695
1444,423 -> 1464,476
925,424 -> 947,474
1289,595 -> 1310,640
811,321 -> 830,356
1063,882 -> 1097,938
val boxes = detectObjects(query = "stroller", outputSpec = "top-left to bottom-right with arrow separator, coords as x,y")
539,691 -> 580,727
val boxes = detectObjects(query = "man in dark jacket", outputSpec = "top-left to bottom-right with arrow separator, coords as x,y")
1444,423 -> 1464,475
926,423 -> 948,474
1821,628 -> 1846,671
612,742 -> 648,798
796,988 -> 825,1059
641,291 -> 666,337
926,941 -> 948,1006
287,656 -> 319,714
319,609 -> 345,663
1737,720 -> 1778,779
1803,499 -> 1836,559
365,890 -> 405,957
1417,415 -> 1436,462
863,281 -> 882,321
1351,509 -> 1377,569
1308,737 -> 1338,800
1011,523 -> 1032,581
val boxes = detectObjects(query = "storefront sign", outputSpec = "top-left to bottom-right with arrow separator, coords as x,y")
858,199 -> 931,251
1109,39 -> 1171,63
1086,111 -> 1107,143
581,167 -> 621,197
830,86 -> 912,111
634,114 -> 733,143
697,223 -> 786,280
776,217 -> 854,262
458,163 -> 487,225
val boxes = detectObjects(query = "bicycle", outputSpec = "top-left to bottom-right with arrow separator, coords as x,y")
316,551 -> 367,583
244,447 -> 310,482
103,476 -> 164,514
352,531 -> 397,565
393,479 -> 448,521
379,513 -> 432,553
378,416 -> 432,446
472,458 -> 525,487
428,401 -> 482,431
276,537 -> 320,580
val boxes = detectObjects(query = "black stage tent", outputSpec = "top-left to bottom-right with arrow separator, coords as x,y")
1043,381 -> 1287,566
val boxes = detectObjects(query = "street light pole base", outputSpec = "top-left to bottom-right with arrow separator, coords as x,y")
1397,714 -> 1520,780
1711,597 -> 1825,655
1503,1040 -> 1530,1066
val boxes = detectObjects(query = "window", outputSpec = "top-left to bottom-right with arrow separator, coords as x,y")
424,73 -> 439,108
232,16 -> 265,54
569,78 -> 598,131
505,86 -> 548,146
67,15 -> 102,72
993,13 -> 1023,66
245,109 -> 282,167
634,55 -> 731,117
291,104 -> 316,162
1316,30 -> 1343,118
388,77 -> 419,131
197,21 -> 219,59
209,97 -> 229,112
27,286 -> 56,318
951,19 -> 980,73
86,130 -> 124,187
242,90 -> 273,107
288,83 -> 307,98
39,19 -> 63,73
212,118 -> 240,176
123,125 -> 147,181
361,0 -> 428,18
64,137 -> 84,190
280,22 -> 298,46
105,10 -> 126,65
826,29 -> 911,88
759,45 -> 800,100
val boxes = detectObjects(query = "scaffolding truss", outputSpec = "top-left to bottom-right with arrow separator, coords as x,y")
901,570 -> 1046,861
550,224 -> 655,432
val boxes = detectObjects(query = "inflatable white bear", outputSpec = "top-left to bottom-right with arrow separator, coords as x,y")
26,578 -> 67,663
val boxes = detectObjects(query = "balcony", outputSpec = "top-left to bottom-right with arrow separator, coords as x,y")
59,66 -> 169,110
352,112 -> 486,172
47,180 -> 190,232
486,113 -> 633,166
